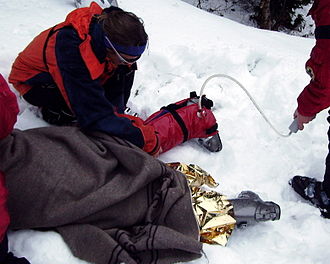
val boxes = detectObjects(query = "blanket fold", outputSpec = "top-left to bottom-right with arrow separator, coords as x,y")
0,127 -> 202,264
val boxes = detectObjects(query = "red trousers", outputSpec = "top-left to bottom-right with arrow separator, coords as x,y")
0,73 -> 19,241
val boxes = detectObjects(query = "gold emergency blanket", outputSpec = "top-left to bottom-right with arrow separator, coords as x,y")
167,162 -> 236,246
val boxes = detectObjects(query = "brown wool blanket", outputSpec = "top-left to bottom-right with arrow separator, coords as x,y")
0,127 -> 202,264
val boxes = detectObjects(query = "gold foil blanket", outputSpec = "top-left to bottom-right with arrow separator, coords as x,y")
167,162 -> 236,246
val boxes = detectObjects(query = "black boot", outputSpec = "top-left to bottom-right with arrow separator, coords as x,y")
229,191 -> 281,228
290,176 -> 330,218
41,107 -> 77,126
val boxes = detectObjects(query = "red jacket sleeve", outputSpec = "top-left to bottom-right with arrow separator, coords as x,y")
0,74 -> 19,139
308,0 -> 330,26
0,172 -> 9,242
297,40 -> 330,116
297,0 -> 330,116
0,74 -> 16,240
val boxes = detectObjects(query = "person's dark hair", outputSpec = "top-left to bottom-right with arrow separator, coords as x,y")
98,9 -> 148,47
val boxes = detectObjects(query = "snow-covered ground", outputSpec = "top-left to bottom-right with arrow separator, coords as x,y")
1,0 -> 329,263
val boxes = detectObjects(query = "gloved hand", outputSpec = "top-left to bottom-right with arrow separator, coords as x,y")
144,93 -> 218,153
117,113 -> 160,156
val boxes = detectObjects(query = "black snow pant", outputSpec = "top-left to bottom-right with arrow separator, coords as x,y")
322,112 -> 330,196
23,82 -> 75,125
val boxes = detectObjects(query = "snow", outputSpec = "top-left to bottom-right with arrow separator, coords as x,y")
181,0 -> 315,37
1,0 -> 329,263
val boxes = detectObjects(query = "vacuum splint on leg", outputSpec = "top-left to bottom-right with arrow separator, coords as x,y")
144,92 -> 222,153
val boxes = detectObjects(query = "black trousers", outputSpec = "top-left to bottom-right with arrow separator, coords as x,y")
322,113 -> 330,196
0,234 -> 30,264
23,83 -> 76,125
0,234 -> 7,263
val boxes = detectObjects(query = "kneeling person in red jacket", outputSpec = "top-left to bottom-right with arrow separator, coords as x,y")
0,73 -> 30,263
9,3 -> 159,156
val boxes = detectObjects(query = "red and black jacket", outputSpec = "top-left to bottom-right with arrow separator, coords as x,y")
297,0 -> 330,116
0,74 -> 18,242
9,3 -> 158,154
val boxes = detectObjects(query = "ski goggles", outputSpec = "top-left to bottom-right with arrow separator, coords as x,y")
104,36 -> 145,64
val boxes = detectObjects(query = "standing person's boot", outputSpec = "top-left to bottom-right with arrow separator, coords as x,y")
290,176 -> 330,218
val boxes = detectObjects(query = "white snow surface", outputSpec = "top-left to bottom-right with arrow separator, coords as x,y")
1,0 -> 329,263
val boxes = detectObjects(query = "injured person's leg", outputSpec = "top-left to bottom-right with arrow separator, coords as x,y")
167,162 -> 281,246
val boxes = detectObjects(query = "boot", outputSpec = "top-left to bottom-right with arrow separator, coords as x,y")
290,176 -> 330,218
229,191 -> 281,228
41,107 -> 77,126
197,132 -> 222,152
